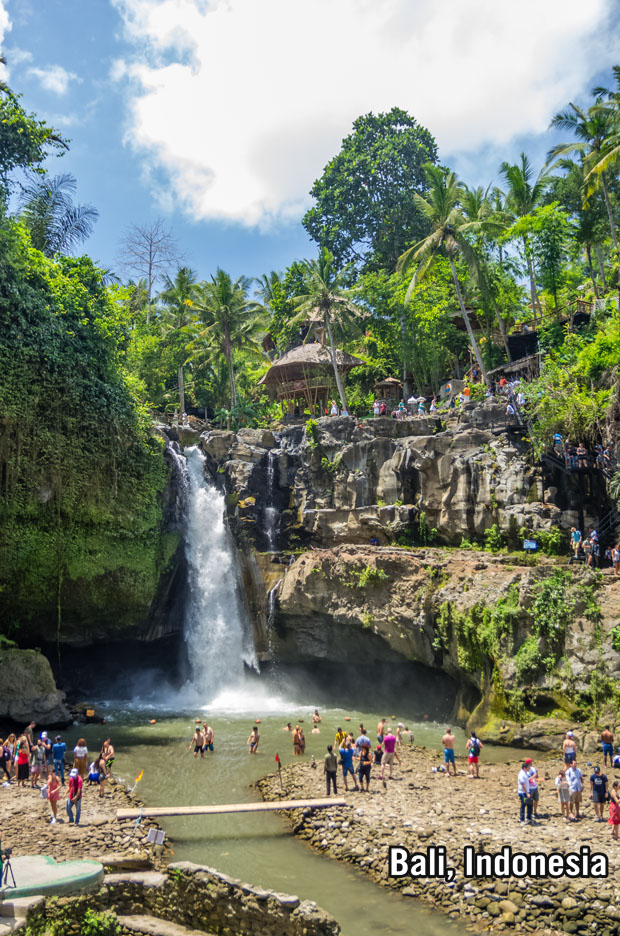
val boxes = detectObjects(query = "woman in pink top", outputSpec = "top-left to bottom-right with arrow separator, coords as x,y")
47,768 -> 61,824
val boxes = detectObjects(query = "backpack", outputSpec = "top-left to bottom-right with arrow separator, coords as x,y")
470,739 -> 480,757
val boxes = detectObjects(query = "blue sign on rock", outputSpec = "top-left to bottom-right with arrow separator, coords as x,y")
523,539 -> 538,551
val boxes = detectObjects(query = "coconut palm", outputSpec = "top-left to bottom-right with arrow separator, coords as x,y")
548,101 -> 617,248
397,165 -> 490,385
159,267 -> 199,422
19,173 -> 98,256
192,270 -> 267,408
290,248 -> 364,409
459,184 -> 513,358
499,154 -> 548,320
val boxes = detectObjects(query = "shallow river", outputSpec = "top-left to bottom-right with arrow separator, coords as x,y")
79,683 -> 524,936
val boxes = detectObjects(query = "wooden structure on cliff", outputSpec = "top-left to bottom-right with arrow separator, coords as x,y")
258,343 -> 363,415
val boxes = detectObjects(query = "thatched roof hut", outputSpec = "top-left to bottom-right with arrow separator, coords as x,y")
258,342 -> 363,413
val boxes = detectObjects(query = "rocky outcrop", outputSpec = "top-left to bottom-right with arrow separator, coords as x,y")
0,648 -> 71,727
198,410 -> 593,553
267,545 -> 619,733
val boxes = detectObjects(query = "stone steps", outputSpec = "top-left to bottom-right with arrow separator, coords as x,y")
0,896 -> 44,920
117,915 -> 208,936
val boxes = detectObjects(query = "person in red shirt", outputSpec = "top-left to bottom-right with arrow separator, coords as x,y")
66,768 -> 83,824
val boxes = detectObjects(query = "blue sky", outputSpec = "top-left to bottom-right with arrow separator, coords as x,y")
2,0 -> 619,284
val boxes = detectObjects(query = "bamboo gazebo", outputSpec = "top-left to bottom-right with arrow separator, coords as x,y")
258,343 -> 363,415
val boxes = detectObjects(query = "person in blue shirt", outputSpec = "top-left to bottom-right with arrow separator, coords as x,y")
52,735 -> 67,785
339,741 -> 359,792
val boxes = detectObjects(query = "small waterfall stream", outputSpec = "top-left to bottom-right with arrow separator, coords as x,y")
263,449 -> 280,552
176,445 -> 257,701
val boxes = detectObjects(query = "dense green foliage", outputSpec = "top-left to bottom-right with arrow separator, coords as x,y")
302,108 -> 438,270
0,219 -> 173,643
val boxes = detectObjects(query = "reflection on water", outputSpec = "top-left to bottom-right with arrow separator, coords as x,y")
81,692 -> 529,936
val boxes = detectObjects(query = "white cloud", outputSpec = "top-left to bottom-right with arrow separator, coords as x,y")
28,64 -> 80,95
112,0 -> 618,227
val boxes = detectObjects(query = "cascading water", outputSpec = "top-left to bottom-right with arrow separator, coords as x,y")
263,450 -> 280,552
181,445 -> 257,701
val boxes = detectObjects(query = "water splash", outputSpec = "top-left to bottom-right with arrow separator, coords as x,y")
182,446 -> 257,701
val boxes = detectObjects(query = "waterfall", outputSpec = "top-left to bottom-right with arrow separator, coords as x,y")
264,450 -> 280,552
181,445 -> 257,701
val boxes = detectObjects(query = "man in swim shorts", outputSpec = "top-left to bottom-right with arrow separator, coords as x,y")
602,726 -> 614,767
442,727 -> 456,777
189,726 -> 204,759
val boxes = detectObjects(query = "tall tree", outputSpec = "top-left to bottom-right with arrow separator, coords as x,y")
0,85 -> 66,189
499,154 -> 548,321
19,173 -> 98,256
159,267 -> 198,421
548,100 -> 617,247
118,219 -> 184,319
303,108 -> 438,271
290,248 -> 365,409
192,270 -> 267,408
397,165 -> 490,386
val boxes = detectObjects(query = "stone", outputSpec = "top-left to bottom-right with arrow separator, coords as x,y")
0,649 -> 71,726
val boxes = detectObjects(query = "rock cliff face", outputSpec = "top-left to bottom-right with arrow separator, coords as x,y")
200,408 -> 596,552
268,545 -> 619,734
194,411 -> 618,737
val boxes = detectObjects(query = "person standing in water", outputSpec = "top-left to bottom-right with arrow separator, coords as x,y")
442,728 -> 456,777
247,726 -> 259,754
189,726 -> 205,759
203,724 -> 214,752
293,726 -> 302,755
334,726 -> 346,749
376,719 -> 387,743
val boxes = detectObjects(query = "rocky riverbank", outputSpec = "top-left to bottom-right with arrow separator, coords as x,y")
0,775 -> 165,867
257,744 -> 620,933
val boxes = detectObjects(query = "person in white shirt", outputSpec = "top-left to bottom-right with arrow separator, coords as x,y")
524,758 -> 540,817
373,400 -> 380,418
566,764 -> 583,821
517,762 -> 533,823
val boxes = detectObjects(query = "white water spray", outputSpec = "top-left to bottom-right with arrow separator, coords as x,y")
182,446 -> 257,701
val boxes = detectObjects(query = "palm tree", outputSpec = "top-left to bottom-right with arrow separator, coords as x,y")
159,267 -> 199,421
548,101 -> 617,248
255,270 -> 282,307
19,173 -> 98,256
192,270 -> 267,408
397,165 -> 490,385
459,184 -> 513,359
290,248 -> 364,409
499,154 -> 548,320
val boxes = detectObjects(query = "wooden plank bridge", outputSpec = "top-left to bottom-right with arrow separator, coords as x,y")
117,797 -> 346,820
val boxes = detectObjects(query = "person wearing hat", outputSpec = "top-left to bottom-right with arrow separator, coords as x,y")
66,768 -> 83,825
40,732 -> 52,779
517,761 -> 533,823
524,758 -> 540,819
52,735 -> 67,785
590,766 -> 609,822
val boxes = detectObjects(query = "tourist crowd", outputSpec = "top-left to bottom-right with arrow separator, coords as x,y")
0,722 -> 114,825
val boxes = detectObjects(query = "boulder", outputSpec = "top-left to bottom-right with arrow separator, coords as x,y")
0,649 -> 71,727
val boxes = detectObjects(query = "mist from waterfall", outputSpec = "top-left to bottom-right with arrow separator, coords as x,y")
181,445 -> 257,702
